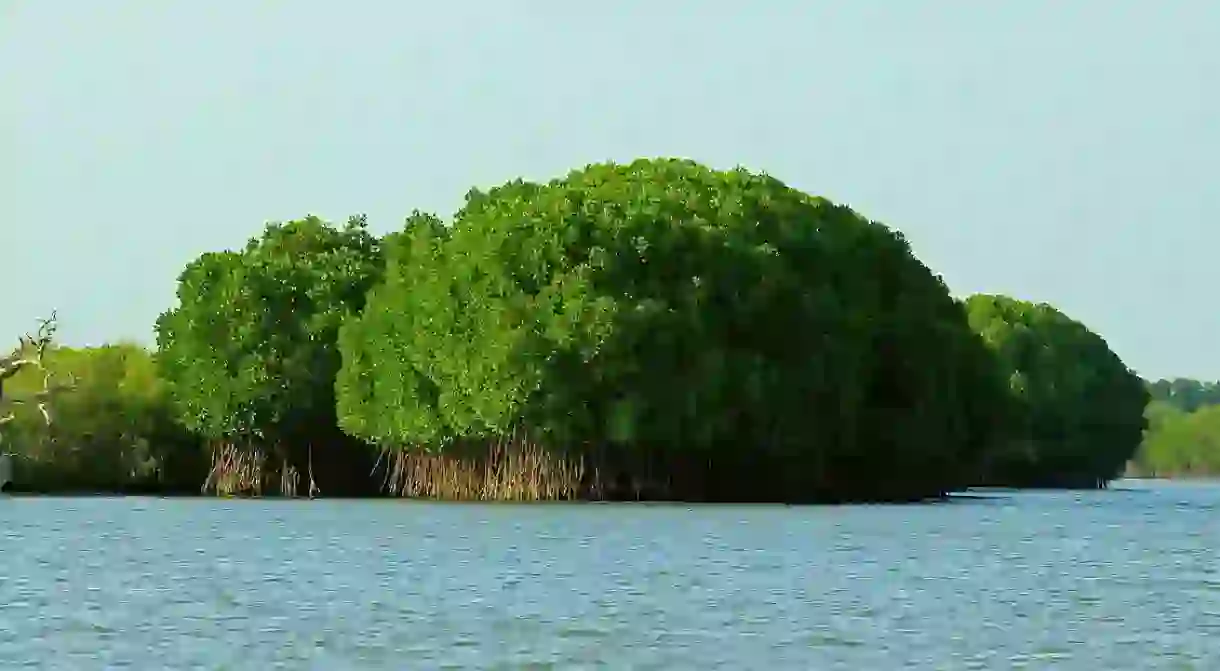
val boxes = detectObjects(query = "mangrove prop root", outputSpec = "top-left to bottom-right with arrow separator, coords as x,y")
279,460 -> 299,499
202,440 -> 307,497
384,429 -> 594,501
202,441 -> 267,496
307,444 -> 319,498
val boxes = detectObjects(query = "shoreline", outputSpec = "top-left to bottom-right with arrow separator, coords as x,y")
8,481 -> 1216,503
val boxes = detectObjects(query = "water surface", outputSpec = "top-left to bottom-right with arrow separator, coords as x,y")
2,480 -> 1219,669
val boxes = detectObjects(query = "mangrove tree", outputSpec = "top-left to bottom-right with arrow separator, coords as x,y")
156,215 -> 383,496
336,158 -> 1010,503
964,294 -> 1148,488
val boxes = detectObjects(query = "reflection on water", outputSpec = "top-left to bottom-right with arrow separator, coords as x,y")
2,480 -> 1219,669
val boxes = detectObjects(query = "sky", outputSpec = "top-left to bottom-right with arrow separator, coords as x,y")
3,1 -> 1217,380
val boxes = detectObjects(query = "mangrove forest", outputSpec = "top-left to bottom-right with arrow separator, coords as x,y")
1,158 -> 1172,501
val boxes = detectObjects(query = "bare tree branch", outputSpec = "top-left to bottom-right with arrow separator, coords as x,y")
0,312 -> 71,427
0,311 -> 58,382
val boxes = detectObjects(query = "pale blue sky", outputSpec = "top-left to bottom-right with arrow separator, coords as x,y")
3,2 -> 1217,380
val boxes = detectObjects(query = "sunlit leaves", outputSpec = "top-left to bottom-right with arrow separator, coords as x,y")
156,215 -> 383,445
1136,402 -> 1220,476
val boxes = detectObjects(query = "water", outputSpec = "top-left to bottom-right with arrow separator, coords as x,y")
1,481 -> 1218,669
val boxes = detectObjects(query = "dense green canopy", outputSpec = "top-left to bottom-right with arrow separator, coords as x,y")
964,294 -> 1148,487
155,215 -> 383,495
337,158 -> 1008,502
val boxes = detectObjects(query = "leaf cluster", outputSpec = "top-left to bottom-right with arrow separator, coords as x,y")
1133,400 -> 1220,477
156,215 -> 383,442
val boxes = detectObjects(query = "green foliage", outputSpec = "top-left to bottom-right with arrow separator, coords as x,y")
1132,400 -> 1220,477
335,211 -> 452,447
155,214 -> 383,493
964,294 -> 1149,487
338,158 -> 1008,501
1,344 -> 204,492
157,214 -> 381,439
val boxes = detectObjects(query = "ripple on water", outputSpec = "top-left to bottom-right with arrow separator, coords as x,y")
1,484 -> 1220,668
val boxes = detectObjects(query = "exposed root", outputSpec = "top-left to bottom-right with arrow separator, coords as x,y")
278,459 -> 299,498
384,429 -> 592,501
202,441 -> 267,496
307,444 -> 320,499
201,440 -> 311,497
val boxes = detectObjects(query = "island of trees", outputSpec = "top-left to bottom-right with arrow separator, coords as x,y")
3,158 -> 1188,502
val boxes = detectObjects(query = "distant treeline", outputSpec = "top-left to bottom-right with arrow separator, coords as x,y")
1131,379 -> 1220,478
1147,379 -> 1220,414
1,158 -> 1155,501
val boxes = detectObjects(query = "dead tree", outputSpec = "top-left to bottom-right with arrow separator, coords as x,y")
0,312 -> 76,433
